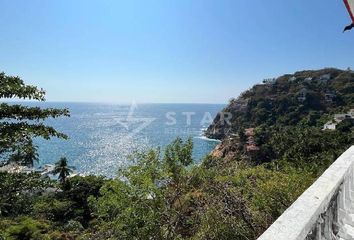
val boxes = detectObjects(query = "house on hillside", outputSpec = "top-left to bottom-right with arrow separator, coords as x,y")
245,128 -> 255,136
233,99 -> 249,111
318,74 -> 331,83
304,77 -> 313,83
254,84 -> 264,89
289,76 -> 297,82
0,163 -> 35,174
244,128 -> 260,152
324,90 -> 336,103
323,121 -> 337,130
334,114 -> 352,122
246,145 -> 260,152
297,88 -> 308,102
349,109 -> 354,117
323,111 -> 354,130
263,78 -> 276,84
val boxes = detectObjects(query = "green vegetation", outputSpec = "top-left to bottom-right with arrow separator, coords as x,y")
0,69 -> 353,239
2,131 -> 351,239
206,68 -> 354,139
0,72 -> 69,166
51,158 -> 74,184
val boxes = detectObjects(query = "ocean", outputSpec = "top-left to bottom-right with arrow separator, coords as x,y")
31,103 -> 224,177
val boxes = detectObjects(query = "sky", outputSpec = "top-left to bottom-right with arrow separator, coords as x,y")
0,0 -> 354,104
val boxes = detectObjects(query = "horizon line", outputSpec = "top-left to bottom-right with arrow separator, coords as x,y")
1,100 -> 227,105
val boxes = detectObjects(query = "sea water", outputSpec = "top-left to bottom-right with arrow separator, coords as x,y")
31,102 -> 223,177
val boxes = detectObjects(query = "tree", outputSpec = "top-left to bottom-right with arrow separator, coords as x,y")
89,138 -> 194,239
336,119 -> 354,132
0,172 -> 50,216
163,137 -> 193,184
0,72 -> 69,166
52,157 -> 74,184
63,175 -> 106,226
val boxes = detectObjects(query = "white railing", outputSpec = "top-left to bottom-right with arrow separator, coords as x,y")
258,146 -> 354,240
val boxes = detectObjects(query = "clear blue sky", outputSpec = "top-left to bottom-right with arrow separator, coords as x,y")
0,0 -> 353,103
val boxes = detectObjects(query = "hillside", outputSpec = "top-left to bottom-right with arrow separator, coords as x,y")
206,68 -> 354,140
1,69 -> 354,240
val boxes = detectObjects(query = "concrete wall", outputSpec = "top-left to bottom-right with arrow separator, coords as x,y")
258,146 -> 354,240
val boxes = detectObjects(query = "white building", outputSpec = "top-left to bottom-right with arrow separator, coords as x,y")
324,90 -> 336,103
304,77 -> 313,83
349,109 -> 354,117
323,121 -> 337,130
319,74 -> 331,83
289,76 -> 297,82
323,111 -> 354,130
263,78 -> 276,84
334,114 -> 352,122
297,88 -> 308,102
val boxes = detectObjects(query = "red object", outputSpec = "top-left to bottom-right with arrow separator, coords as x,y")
344,0 -> 354,23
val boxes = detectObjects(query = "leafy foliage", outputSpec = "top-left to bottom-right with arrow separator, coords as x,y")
0,69 -> 352,239
206,68 -> 354,139
0,72 -> 69,166
88,138 -> 194,239
0,172 -> 50,216
51,157 -> 74,184
2,217 -> 50,240
0,131 -> 351,239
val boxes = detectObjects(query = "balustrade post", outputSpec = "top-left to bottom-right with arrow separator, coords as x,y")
257,147 -> 354,240
316,215 -> 323,240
